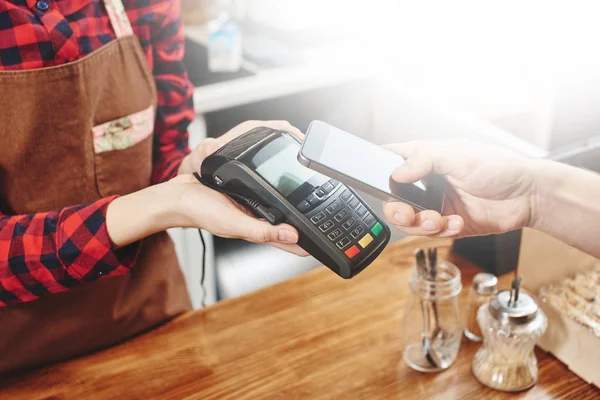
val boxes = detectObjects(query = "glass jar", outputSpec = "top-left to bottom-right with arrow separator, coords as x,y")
472,281 -> 547,392
402,260 -> 463,372
464,273 -> 498,342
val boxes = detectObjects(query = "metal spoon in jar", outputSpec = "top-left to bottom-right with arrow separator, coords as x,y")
427,248 -> 453,369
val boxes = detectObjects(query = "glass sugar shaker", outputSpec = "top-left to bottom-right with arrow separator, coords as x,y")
472,277 -> 547,392
464,273 -> 498,342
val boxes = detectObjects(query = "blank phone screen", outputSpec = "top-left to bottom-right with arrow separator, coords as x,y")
315,124 -> 426,195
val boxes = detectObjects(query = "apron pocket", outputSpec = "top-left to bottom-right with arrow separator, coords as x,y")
93,105 -> 154,197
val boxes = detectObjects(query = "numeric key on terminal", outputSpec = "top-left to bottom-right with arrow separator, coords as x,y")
310,212 -> 326,224
327,228 -> 343,241
334,208 -> 349,222
319,220 -> 334,232
342,217 -> 356,231
350,225 -> 365,239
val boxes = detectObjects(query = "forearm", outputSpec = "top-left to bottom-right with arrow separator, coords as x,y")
530,160 -> 600,258
106,182 -> 182,247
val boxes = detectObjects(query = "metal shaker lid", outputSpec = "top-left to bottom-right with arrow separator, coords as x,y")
489,276 -> 539,324
472,273 -> 498,295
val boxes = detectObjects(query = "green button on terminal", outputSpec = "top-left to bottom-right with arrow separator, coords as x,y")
371,222 -> 383,237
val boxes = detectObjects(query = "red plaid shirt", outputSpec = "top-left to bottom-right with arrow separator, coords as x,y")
0,0 -> 194,305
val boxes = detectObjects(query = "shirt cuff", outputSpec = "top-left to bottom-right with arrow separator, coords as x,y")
56,196 -> 142,282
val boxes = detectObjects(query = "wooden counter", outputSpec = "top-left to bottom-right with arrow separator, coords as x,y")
1,237 -> 598,399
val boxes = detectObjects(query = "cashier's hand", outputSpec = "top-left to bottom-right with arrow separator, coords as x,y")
168,174 -> 309,257
382,140 -> 536,238
178,120 -> 304,176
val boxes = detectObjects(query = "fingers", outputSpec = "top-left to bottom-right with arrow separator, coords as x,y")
402,212 -> 464,237
406,210 -> 445,234
384,201 -> 465,237
201,137 -> 223,155
191,120 -> 304,175
236,216 -> 300,245
269,243 -> 310,257
263,120 -> 304,140
225,209 -> 309,255
229,214 -> 308,256
383,201 -> 416,227
384,202 -> 444,234
185,138 -> 223,176
235,120 -> 304,139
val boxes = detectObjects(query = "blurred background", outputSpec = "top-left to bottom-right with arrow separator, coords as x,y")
174,0 -> 600,308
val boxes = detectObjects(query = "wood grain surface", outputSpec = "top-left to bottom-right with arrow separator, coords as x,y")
1,237 -> 598,400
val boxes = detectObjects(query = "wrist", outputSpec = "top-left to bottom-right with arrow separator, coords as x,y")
144,181 -> 191,230
177,153 -> 192,175
525,159 -> 546,230
526,159 -> 565,231
106,183 -> 184,247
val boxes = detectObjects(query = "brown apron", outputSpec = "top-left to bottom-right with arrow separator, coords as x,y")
0,0 -> 191,373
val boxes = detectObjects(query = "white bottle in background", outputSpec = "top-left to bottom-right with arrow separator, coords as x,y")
208,0 -> 243,72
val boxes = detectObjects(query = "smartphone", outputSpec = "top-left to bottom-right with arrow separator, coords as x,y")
298,120 -> 446,212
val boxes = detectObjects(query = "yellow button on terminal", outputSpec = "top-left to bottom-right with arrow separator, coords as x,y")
358,233 -> 373,248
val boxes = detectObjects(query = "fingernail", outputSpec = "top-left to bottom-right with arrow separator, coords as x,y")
448,219 -> 461,232
393,213 -> 409,226
278,230 -> 297,244
421,219 -> 438,232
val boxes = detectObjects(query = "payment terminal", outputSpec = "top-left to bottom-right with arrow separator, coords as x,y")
199,127 -> 391,279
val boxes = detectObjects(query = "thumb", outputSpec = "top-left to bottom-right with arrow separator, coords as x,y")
383,142 -> 433,183
385,142 -> 456,184
238,217 -> 300,245
391,153 -> 435,184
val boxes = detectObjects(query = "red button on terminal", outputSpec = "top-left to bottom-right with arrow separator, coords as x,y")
344,245 -> 360,259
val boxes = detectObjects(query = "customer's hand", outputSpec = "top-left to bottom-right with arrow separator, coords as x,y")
178,120 -> 304,175
383,140 -> 537,238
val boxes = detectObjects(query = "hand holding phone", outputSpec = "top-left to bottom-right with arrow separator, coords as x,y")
298,121 -> 446,213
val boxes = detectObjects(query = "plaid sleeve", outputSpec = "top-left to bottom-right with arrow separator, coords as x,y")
149,0 -> 195,184
0,197 -> 140,306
